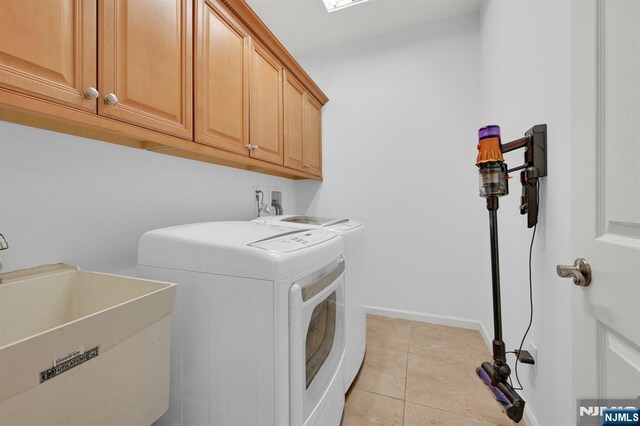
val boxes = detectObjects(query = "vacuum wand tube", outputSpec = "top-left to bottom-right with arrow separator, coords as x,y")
488,198 -> 505,365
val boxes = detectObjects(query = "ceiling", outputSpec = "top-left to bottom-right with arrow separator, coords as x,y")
245,0 -> 483,57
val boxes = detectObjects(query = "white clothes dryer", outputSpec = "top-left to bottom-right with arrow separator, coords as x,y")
253,215 -> 365,391
138,221 -> 346,426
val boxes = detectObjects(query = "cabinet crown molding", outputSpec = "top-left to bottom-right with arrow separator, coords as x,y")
219,0 -> 328,105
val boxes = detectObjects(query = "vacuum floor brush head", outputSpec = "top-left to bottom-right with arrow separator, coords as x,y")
476,362 -> 525,423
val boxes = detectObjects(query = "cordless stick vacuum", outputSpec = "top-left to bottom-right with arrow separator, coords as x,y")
475,124 -> 547,423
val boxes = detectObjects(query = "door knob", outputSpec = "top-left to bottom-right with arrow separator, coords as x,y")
104,93 -> 119,105
83,87 -> 99,99
556,258 -> 592,287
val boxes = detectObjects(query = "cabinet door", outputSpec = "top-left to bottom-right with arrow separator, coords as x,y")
100,0 -> 193,138
250,42 -> 284,165
304,95 -> 322,176
0,0 -> 97,112
196,0 -> 250,155
283,71 -> 305,172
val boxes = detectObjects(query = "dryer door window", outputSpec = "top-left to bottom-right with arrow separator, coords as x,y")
305,291 -> 336,388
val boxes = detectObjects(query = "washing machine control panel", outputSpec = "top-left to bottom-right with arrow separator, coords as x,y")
249,229 -> 337,252
326,221 -> 362,231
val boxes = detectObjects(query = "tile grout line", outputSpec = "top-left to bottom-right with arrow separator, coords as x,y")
366,342 -> 413,355
348,389 -> 409,425
355,388 -> 406,403
402,372 -> 509,425
404,398 -> 504,426
403,325 -> 410,425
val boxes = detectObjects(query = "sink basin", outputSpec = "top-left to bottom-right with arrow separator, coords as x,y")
0,264 -> 176,425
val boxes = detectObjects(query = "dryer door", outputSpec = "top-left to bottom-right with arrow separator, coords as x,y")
289,258 -> 345,426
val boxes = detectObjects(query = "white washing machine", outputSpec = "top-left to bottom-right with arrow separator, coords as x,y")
137,221 -> 346,426
253,215 -> 365,390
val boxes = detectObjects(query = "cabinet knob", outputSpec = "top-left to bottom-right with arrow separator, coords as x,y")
251,145 -> 258,150
304,164 -> 310,169
84,87 -> 99,99
104,93 -> 119,105
246,144 -> 252,150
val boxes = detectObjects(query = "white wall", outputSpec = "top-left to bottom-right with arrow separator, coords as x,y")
298,3 -> 573,424
0,121 -> 297,275
479,1 -> 573,425
297,16 -> 490,324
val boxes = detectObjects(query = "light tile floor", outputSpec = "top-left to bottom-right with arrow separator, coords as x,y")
341,315 -> 524,426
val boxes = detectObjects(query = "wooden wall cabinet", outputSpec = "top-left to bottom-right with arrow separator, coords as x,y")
196,1 -> 287,167
283,72 -> 306,171
196,0 -> 250,154
0,0 -> 97,112
283,71 -> 322,176
99,0 -> 193,138
249,41 -> 284,165
0,0 -> 192,138
0,0 -> 326,180
303,94 -> 322,176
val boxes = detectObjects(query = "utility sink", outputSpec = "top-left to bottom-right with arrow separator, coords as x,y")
0,264 -> 176,425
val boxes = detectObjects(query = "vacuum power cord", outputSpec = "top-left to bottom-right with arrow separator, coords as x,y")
511,180 -> 540,391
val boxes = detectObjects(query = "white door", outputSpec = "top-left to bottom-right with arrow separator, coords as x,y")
572,0 -> 640,422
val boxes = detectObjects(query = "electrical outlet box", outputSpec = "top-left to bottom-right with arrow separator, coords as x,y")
271,191 -> 282,211
529,341 -> 538,372
269,186 -> 283,215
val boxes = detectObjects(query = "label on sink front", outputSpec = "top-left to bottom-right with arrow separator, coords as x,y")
40,347 -> 99,383
54,347 -> 84,366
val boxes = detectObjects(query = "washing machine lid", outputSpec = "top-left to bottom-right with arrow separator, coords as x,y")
138,221 -> 342,280
254,215 -> 363,232
282,215 -> 337,225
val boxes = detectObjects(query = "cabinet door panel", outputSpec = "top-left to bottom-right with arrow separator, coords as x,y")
304,95 -> 322,176
196,0 -> 250,155
100,0 -> 192,138
0,0 -> 97,111
283,71 -> 305,171
250,42 -> 283,165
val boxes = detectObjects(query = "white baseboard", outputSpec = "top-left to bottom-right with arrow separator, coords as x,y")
523,405 -> 539,426
365,305 -> 493,349
364,305 -> 539,426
